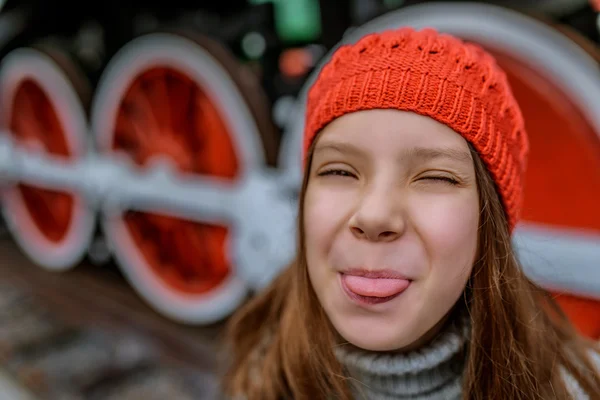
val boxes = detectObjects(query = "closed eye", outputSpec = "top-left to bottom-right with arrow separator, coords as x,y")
317,168 -> 356,178
420,176 -> 459,185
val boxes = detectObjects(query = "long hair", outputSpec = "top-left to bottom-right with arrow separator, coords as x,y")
221,140 -> 600,400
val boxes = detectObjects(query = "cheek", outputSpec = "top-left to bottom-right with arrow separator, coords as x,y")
303,184 -> 353,249
303,185 -> 353,305
411,191 -> 479,275
303,185 -> 350,270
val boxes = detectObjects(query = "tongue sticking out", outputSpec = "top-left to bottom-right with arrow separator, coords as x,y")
342,275 -> 410,298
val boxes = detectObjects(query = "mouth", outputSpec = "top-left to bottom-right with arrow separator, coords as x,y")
339,269 -> 411,306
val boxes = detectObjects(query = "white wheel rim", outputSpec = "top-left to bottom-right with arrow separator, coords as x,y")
0,47 -> 95,271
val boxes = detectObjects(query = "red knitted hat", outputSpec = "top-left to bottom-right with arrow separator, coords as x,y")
303,27 -> 529,231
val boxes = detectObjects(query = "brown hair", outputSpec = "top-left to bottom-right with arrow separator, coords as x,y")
221,141 -> 600,400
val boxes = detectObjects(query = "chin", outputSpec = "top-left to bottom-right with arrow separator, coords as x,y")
331,316 -> 419,352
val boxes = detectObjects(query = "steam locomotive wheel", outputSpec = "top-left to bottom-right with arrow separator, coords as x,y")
0,46 -> 95,271
494,51 -> 600,339
91,33 -> 277,324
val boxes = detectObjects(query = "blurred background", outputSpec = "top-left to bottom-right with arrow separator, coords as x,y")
0,0 -> 598,398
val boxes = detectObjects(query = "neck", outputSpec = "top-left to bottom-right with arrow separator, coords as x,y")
334,313 -> 470,399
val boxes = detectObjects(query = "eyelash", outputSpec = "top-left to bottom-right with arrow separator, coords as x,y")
317,169 -> 355,178
317,169 -> 459,185
424,176 -> 459,185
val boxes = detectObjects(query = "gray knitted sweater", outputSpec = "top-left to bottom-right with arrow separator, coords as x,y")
334,316 -> 468,400
333,315 -> 600,399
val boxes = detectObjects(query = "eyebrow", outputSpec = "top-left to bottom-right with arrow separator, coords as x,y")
313,141 -> 472,165
313,142 -> 363,157
405,146 -> 472,164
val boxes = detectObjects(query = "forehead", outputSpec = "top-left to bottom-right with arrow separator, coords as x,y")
314,109 -> 470,156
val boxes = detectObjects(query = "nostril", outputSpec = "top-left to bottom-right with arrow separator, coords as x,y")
379,231 -> 396,239
351,227 -> 365,237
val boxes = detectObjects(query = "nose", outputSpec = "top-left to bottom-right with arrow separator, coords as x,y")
349,186 -> 406,242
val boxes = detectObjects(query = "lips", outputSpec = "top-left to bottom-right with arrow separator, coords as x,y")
339,269 -> 411,305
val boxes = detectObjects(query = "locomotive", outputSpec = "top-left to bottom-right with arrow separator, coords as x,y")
0,0 -> 599,338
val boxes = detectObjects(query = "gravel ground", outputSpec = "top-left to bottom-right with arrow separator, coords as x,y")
0,270 -> 222,400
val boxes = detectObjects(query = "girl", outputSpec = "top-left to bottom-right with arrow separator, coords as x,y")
222,27 -> 600,399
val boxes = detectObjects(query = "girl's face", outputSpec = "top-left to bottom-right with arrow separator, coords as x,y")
304,109 -> 479,352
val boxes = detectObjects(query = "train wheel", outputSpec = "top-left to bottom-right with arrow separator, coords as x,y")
492,50 -> 600,339
0,46 -> 95,271
91,32 -> 278,324
286,3 -> 600,338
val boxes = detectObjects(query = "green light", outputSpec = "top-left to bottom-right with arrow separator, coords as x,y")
249,0 -> 321,42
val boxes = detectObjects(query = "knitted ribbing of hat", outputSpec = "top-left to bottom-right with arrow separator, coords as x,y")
304,27 -> 529,230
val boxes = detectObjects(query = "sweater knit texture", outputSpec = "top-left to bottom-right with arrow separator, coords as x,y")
334,314 -> 469,400
333,314 -> 600,400
303,27 -> 529,231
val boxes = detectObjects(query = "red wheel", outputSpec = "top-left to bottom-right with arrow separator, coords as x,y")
0,46 -> 95,270
91,33 -> 278,323
493,49 -> 600,339
113,67 -> 238,295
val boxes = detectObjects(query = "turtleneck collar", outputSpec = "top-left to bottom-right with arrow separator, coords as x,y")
334,313 -> 471,400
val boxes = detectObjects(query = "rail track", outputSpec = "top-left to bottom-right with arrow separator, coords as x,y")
0,235 -> 228,400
